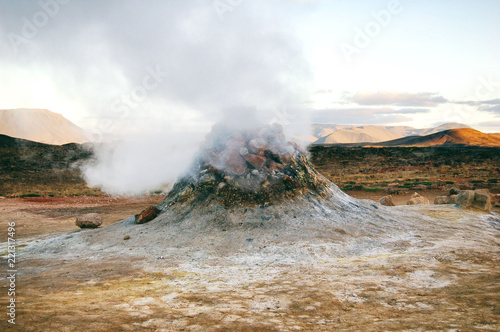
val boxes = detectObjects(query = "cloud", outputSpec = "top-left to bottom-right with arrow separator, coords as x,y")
311,107 -> 423,124
351,91 -> 448,107
479,120 -> 500,127
450,98 -> 500,106
483,99 -> 500,105
453,98 -> 500,113
394,108 -> 430,114
480,104 -> 500,113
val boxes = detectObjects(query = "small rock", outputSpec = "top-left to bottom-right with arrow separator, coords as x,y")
76,213 -> 103,229
434,196 -> 450,204
493,194 -> 500,207
251,169 -> 259,176
279,152 -> 292,165
378,195 -> 395,206
248,138 -> 267,155
407,192 -> 429,205
207,166 -> 222,173
199,173 -> 216,183
455,190 -> 475,209
267,160 -> 284,172
455,189 -> 492,212
448,195 -> 458,204
243,153 -> 267,170
135,206 -> 161,224
225,149 -> 247,175
472,189 -> 492,212
124,235 -> 130,240
177,186 -> 193,200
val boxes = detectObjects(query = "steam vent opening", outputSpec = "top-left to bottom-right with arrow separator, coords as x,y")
158,123 -> 330,209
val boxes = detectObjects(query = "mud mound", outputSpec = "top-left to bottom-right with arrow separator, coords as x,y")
23,123 -> 500,264
31,185 -> 422,261
159,123 -> 329,208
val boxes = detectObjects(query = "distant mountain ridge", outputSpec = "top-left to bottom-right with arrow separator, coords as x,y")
0,109 -> 92,145
312,128 -> 500,148
370,128 -> 500,147
310,122 -> 471,144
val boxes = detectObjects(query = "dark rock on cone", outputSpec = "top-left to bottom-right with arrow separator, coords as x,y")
243,153 -> 267,170
135,206 -> 161,224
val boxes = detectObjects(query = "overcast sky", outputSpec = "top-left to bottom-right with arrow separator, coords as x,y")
1,0 -> 499,135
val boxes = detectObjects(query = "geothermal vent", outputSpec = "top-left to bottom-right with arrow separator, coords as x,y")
34,122 -> 431,260
158,123 -> 330,209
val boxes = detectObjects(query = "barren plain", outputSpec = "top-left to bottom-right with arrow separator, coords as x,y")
0,143 -> 499,331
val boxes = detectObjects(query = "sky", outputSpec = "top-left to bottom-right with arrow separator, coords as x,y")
1,0 -> 500,136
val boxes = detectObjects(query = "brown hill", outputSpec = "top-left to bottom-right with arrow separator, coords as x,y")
489,133 -> 500,140
314,126 -> 403,144
0,108 -> 92,145
368,128 -> 500,147
310,123 -> 471,144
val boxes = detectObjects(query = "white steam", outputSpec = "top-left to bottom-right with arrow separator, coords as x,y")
84,129 -> 204,195
0,1 -> 315,195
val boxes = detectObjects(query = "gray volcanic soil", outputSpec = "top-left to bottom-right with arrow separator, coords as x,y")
5,184 -> 500,331
27,185 -> 459,263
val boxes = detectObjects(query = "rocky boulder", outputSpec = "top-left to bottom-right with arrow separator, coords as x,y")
135,206 -> 161,224
434,194 -> 459,205
449,195 -> 458,204
493,194 -> 500,207
472,190 -> 492,212
456,190 -> 475,209
407,192 -> 429,205
76,213 -> 103,229
455,190 -> 492,212
434,196 -> 450,204
377,195 -> 395,206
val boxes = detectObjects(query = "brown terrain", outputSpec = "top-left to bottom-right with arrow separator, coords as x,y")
1,131 -> 499,331
0,108 -> 92,145
337,128 -> 500,148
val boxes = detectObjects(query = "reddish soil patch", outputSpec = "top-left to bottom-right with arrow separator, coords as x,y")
0,196 -> 163,240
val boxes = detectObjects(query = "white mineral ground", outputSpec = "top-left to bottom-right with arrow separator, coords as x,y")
2,183 -> 499,331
